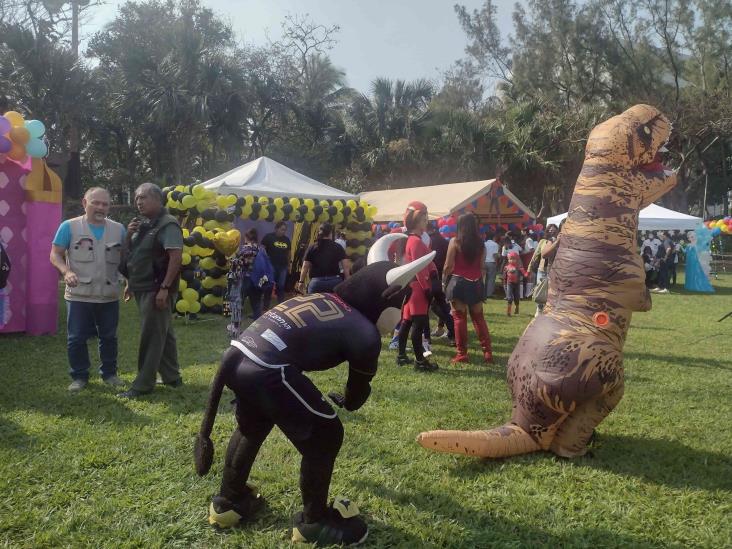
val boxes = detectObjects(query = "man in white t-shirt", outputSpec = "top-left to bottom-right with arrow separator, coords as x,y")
641,232 -> 662,256
483,232 -> 500,298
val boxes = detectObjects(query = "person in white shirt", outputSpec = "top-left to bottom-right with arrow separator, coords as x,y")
483,232 -> 500,298
641,232 -> 662,256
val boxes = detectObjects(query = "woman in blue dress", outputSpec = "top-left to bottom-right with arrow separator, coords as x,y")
684,228 -> 714,293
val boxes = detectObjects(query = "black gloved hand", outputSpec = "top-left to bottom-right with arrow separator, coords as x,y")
328,392 -> 346,408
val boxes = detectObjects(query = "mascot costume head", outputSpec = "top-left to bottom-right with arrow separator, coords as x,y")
418,104 -> 677,459
195,232 -> 434,545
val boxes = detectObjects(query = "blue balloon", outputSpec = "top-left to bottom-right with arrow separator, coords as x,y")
712,227 -> 721,237
25,119 -> 45,139
26,138 -> 47,158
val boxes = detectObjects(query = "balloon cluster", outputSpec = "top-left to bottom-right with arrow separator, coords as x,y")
0,111 -> 48,161
175,226 -> 240,316
163,183 -> 378,226
343,220 -> 374,260
704,217 -> 732,237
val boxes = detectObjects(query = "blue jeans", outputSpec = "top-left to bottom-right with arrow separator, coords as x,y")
308,276 -> 342,294
66,300 -> 119,381
263,265 -> 288,309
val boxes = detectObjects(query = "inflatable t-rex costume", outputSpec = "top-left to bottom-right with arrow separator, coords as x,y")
195,233 -> 435,545
418,104 -> 677,458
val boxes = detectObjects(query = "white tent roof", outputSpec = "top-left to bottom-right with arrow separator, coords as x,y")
360,179 -> 535,221
547,203 -> 701,231
202,156 -> 356,200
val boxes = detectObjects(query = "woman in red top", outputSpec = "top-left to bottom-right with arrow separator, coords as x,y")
396,201 -> 440,371
442,213 -> 493,364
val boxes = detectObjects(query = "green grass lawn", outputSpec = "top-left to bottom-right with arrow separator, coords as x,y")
1,275 -> 731,548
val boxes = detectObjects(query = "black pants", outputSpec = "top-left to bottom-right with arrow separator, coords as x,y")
398,315 -> 428,360
658,262 -> 670,290
221,358 -> 343,523
423,294 -> 454,338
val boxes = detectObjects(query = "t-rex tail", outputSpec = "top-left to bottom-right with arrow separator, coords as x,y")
194,346 -> 241,476
416,423 -> 542,458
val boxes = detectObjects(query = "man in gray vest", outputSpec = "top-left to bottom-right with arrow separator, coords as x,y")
50,187 -> 126,391
118,182 -> 183,398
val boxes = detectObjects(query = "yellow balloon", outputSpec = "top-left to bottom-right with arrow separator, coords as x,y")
182,288 -> 199,303
178,279 -> 188,292
244,195 -> 254,205
242,205 -> 252,217
182,252 -> 191,265
175,300 -> 190,314
216,195 -> 229,209
304,211 -> 315,222
182,228 -> 190,238
258,196 -> 270,204
181,195 -> 197,209
333,200 -> 344,210
274,197 -> 284,208
202,277 -> 215,289
203,220 -> 218,230
319,199 -> 329,208
200,257 -> 216,271
8,142 -> 26,161
9,126 -> 30,145
274,210 -> 285,222
189,301 -> 201,314
346,199 -> 357,210
213,229 -> 241,256
290,197 -> 301,208
333,212 -> 344,224
4,111 -> 24,127
192,226 -> 206,234
304,198 -> 315,209
318,212 -> 329,223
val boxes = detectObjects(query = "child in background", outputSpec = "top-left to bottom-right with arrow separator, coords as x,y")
502,251 -> 528,316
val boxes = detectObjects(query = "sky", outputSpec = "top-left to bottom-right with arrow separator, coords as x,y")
84,0 -> 516,93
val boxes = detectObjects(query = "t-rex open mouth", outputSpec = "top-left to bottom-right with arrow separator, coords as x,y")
639,147 -> 673,175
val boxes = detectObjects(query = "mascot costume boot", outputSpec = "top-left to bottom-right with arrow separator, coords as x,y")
418,104 -> 677,459
195,233 -> 435,545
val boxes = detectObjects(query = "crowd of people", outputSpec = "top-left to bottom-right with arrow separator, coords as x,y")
640,230 -> 685,293
51,185 -> 692,394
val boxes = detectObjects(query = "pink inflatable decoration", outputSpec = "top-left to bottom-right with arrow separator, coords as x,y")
0,156 -> 62,335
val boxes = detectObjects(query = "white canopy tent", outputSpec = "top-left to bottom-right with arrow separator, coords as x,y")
360,179 -> 536,222
202,156 -> 357,200
547,203 -> 701,231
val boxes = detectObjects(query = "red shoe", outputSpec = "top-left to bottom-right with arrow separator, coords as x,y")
451,353 -> 470,364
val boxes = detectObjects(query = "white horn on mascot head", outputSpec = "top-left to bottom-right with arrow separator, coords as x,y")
386,251 -> 436,288
367,232 -> 407,265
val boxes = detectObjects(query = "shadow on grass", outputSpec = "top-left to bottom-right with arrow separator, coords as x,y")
446,433 -> 732,493
579,433 -> 732,492
0,416 -> 36,449
625,351 -> 732,371
352,478 -> 666,547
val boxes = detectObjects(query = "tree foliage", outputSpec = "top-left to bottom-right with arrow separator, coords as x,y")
0,0 -> 730,216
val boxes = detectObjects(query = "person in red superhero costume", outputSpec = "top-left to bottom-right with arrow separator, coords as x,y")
396,201 -> 440,371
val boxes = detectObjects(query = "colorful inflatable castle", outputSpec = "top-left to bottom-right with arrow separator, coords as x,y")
0,111 -> 61,335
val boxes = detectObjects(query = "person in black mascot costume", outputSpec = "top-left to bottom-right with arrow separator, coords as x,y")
194,233 -> 435,546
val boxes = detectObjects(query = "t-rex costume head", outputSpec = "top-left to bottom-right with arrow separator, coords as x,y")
418,104 -> 677,459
